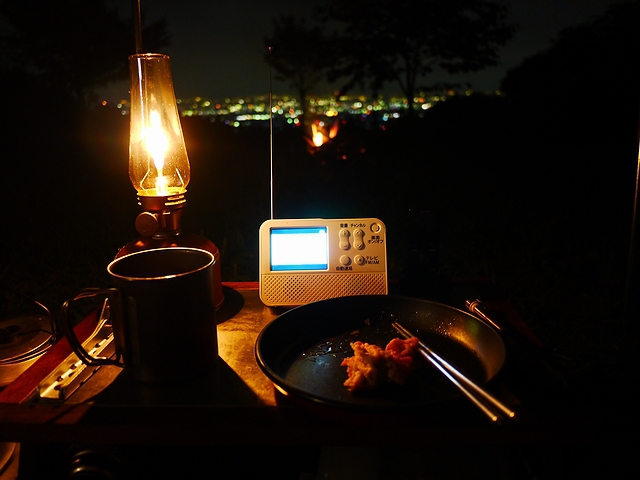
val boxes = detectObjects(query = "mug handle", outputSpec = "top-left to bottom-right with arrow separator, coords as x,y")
61,287 -> 124,367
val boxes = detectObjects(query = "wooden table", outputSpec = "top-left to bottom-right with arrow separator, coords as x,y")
0,282 -> 630,478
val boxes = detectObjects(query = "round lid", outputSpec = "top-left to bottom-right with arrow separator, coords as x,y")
0,314 -> 53,363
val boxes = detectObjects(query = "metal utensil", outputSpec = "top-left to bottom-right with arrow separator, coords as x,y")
38,300 -> 115,402
392,321 -> 516,423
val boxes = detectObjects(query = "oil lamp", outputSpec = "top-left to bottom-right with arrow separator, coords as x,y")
116,53 -> 224,309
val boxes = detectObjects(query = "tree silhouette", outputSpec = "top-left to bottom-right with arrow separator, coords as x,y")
0,0 -> 170,108
499,0 -> 640,267
501,0 -> 640,109
498,0 -> 640,178
315,0 -> 516,112
264,16 -> 334,121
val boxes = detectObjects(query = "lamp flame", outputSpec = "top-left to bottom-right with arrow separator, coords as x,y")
128,54 -> 190,197
144,110 -> 170,195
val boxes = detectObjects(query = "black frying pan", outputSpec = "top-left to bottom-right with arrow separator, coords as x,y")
255,295 -> 506,412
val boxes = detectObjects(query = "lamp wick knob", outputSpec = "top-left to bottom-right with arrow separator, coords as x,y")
135,212 -> 159,237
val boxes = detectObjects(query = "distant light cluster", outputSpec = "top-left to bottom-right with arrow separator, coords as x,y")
109,92 -> 462,127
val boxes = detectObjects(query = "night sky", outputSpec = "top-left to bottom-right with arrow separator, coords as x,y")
100,0 -> 624,102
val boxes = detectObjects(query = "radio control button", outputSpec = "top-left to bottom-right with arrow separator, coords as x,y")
353,228 -> 365,250
354,255 -> 366,265
340,255 -> 351,265
339,229 -> 350,250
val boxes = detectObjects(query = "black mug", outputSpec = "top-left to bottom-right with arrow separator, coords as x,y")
62,247 -> 218,383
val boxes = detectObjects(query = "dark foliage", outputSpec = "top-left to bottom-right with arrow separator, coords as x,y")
264,16 -> 334,122
499,0 -> 640,343
266,0 -> 516,113
0,0 -> 170,107
317,0 -> 516,76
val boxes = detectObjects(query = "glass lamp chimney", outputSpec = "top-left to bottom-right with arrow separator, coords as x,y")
129,53 -> 190,198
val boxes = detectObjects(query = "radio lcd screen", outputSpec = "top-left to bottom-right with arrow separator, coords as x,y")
270,227 -> 328,271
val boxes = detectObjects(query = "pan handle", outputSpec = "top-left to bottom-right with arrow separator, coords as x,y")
465,299 -> 503,332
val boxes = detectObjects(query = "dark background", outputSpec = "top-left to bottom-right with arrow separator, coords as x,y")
2,0 -> 639,407
1,3 -> 639,478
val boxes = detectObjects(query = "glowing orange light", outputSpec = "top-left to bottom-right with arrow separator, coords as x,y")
328,120 -> 339,140
128,53 -> 190,197
307,118 -> 340,149
274,384 -> 289,396
311,123 -> 327,147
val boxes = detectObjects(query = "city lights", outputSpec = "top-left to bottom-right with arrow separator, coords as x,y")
111,91 -> 465,127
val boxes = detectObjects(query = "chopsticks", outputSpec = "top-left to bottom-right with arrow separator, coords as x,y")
392,321 -> 516,423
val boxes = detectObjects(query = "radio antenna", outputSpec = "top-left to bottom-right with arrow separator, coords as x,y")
268,46 -> 274,220
133,0 -> 143,53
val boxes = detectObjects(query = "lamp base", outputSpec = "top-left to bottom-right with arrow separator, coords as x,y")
116,232 -> 225,311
